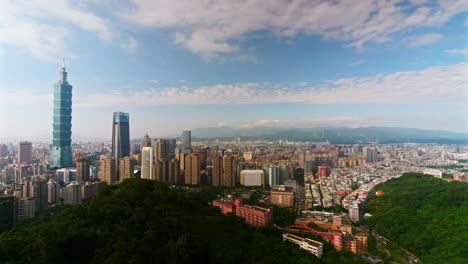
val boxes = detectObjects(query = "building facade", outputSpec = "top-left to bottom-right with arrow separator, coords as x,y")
75,157 -> 90,182
111,112 -> 130,174
119,157 -> 135,181
182,130 -> 192,154
50,64 -> 73,168
222,155 -> 236,187
18,141 -> 32,164
271,185 -> 294,207
141,147 -> 153,180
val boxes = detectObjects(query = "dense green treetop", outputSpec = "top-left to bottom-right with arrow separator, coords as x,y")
363,173 -> 468,264
0,179 -> 367,264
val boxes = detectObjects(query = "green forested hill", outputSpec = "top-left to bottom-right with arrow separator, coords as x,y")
363,173 -> 468,264
0,179 -> 365,264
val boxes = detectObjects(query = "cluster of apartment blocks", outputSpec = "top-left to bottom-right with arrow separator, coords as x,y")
295,211 -> 368,254
213,196 -> 273,227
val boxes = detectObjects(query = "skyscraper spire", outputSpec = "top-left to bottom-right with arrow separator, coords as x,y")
60,59 -> 68,83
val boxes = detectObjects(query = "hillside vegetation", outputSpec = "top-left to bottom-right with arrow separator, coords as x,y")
363,173 -> 468,264
0,179 -> 366,264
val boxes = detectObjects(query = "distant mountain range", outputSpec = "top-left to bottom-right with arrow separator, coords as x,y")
1,127 -> 466,144
190,126 -> 468,144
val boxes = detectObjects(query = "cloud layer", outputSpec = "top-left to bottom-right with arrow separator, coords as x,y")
72,63 -> 467,107
121,0 -> 467,59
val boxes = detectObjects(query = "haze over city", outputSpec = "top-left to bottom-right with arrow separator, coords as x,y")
0,0 -> 467,140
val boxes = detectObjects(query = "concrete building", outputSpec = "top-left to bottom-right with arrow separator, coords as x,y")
243,151 -> 253,161
101,157 -> 117,184
283,233 -> 323,258
212,154 -> 222,186
16,197 -> 35,221
154,139 -> 170,161
265,164 -> 280,187
213,197 -> 273,227
317,166 -> 331,178
56,168 -> 76,184
240,170 -> 264,187
61,181 -> 82,205
119,156 -> 135,181
141,147 -> 153,180
140,133 -> 151,149
222,155 -> 236,187
271,185 -> 294,207
185,153 -> 200,185
81,181 -> 107,200
349,203 -> 360,222
47,179 -> 60,204
18,141 -> 32,163
168,159 -> 180,184
0,144 -> 7,157
75,157 -> 90,182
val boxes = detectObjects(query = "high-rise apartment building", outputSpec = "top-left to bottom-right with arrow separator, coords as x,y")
0,144 -> 8,157
184,153 -> 200,185
18,141 -> 32,163
154,159 -> 169,182
47,179 -> 60,204
50,64 -> 73,168
168,159 -> 180,184
15,197 -> 35,222
265,164 -> 280,187
141,133 -> 151,149
101,157 -> 117,184
182,130 -> 192,154
75,157 -> 90,182
30,177 -> 48,212
212,154 -> 222,186
119,157 -> 135,181
154,139 -> 169,161
141,147 -> 153,180
222,155 -> 236,187
61,181 -> 82,205
112,112 -> 130,174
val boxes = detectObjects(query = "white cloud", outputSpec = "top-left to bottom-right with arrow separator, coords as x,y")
236,117 -> 385,129
122,36 -> 138,53
148,80 -> 159,84
349,60 -> 367,66
74,63 -> 467,107
444,49 -> 468,55
0,0 -> 113,62
409,33 -> 443,47
119,0 -> 467,59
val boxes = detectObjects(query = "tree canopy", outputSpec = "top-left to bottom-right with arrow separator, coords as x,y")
0,179 -> 367,264
363,173 -> 468,264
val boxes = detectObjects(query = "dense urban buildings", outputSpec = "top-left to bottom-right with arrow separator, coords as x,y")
50,64 -> 73,168
271,185 -> 294,207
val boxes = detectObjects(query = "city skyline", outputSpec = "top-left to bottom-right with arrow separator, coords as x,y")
0,0 -> 467,139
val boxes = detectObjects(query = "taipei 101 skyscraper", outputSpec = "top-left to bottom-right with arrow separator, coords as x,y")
50,61 -> 73,168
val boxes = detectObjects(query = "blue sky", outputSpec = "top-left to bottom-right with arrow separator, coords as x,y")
0,0 -> 467,140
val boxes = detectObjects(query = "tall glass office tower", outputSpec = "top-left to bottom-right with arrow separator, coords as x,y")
112,112 -> 130,172
182,130 -> 192,154
50,64 -> 73,168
